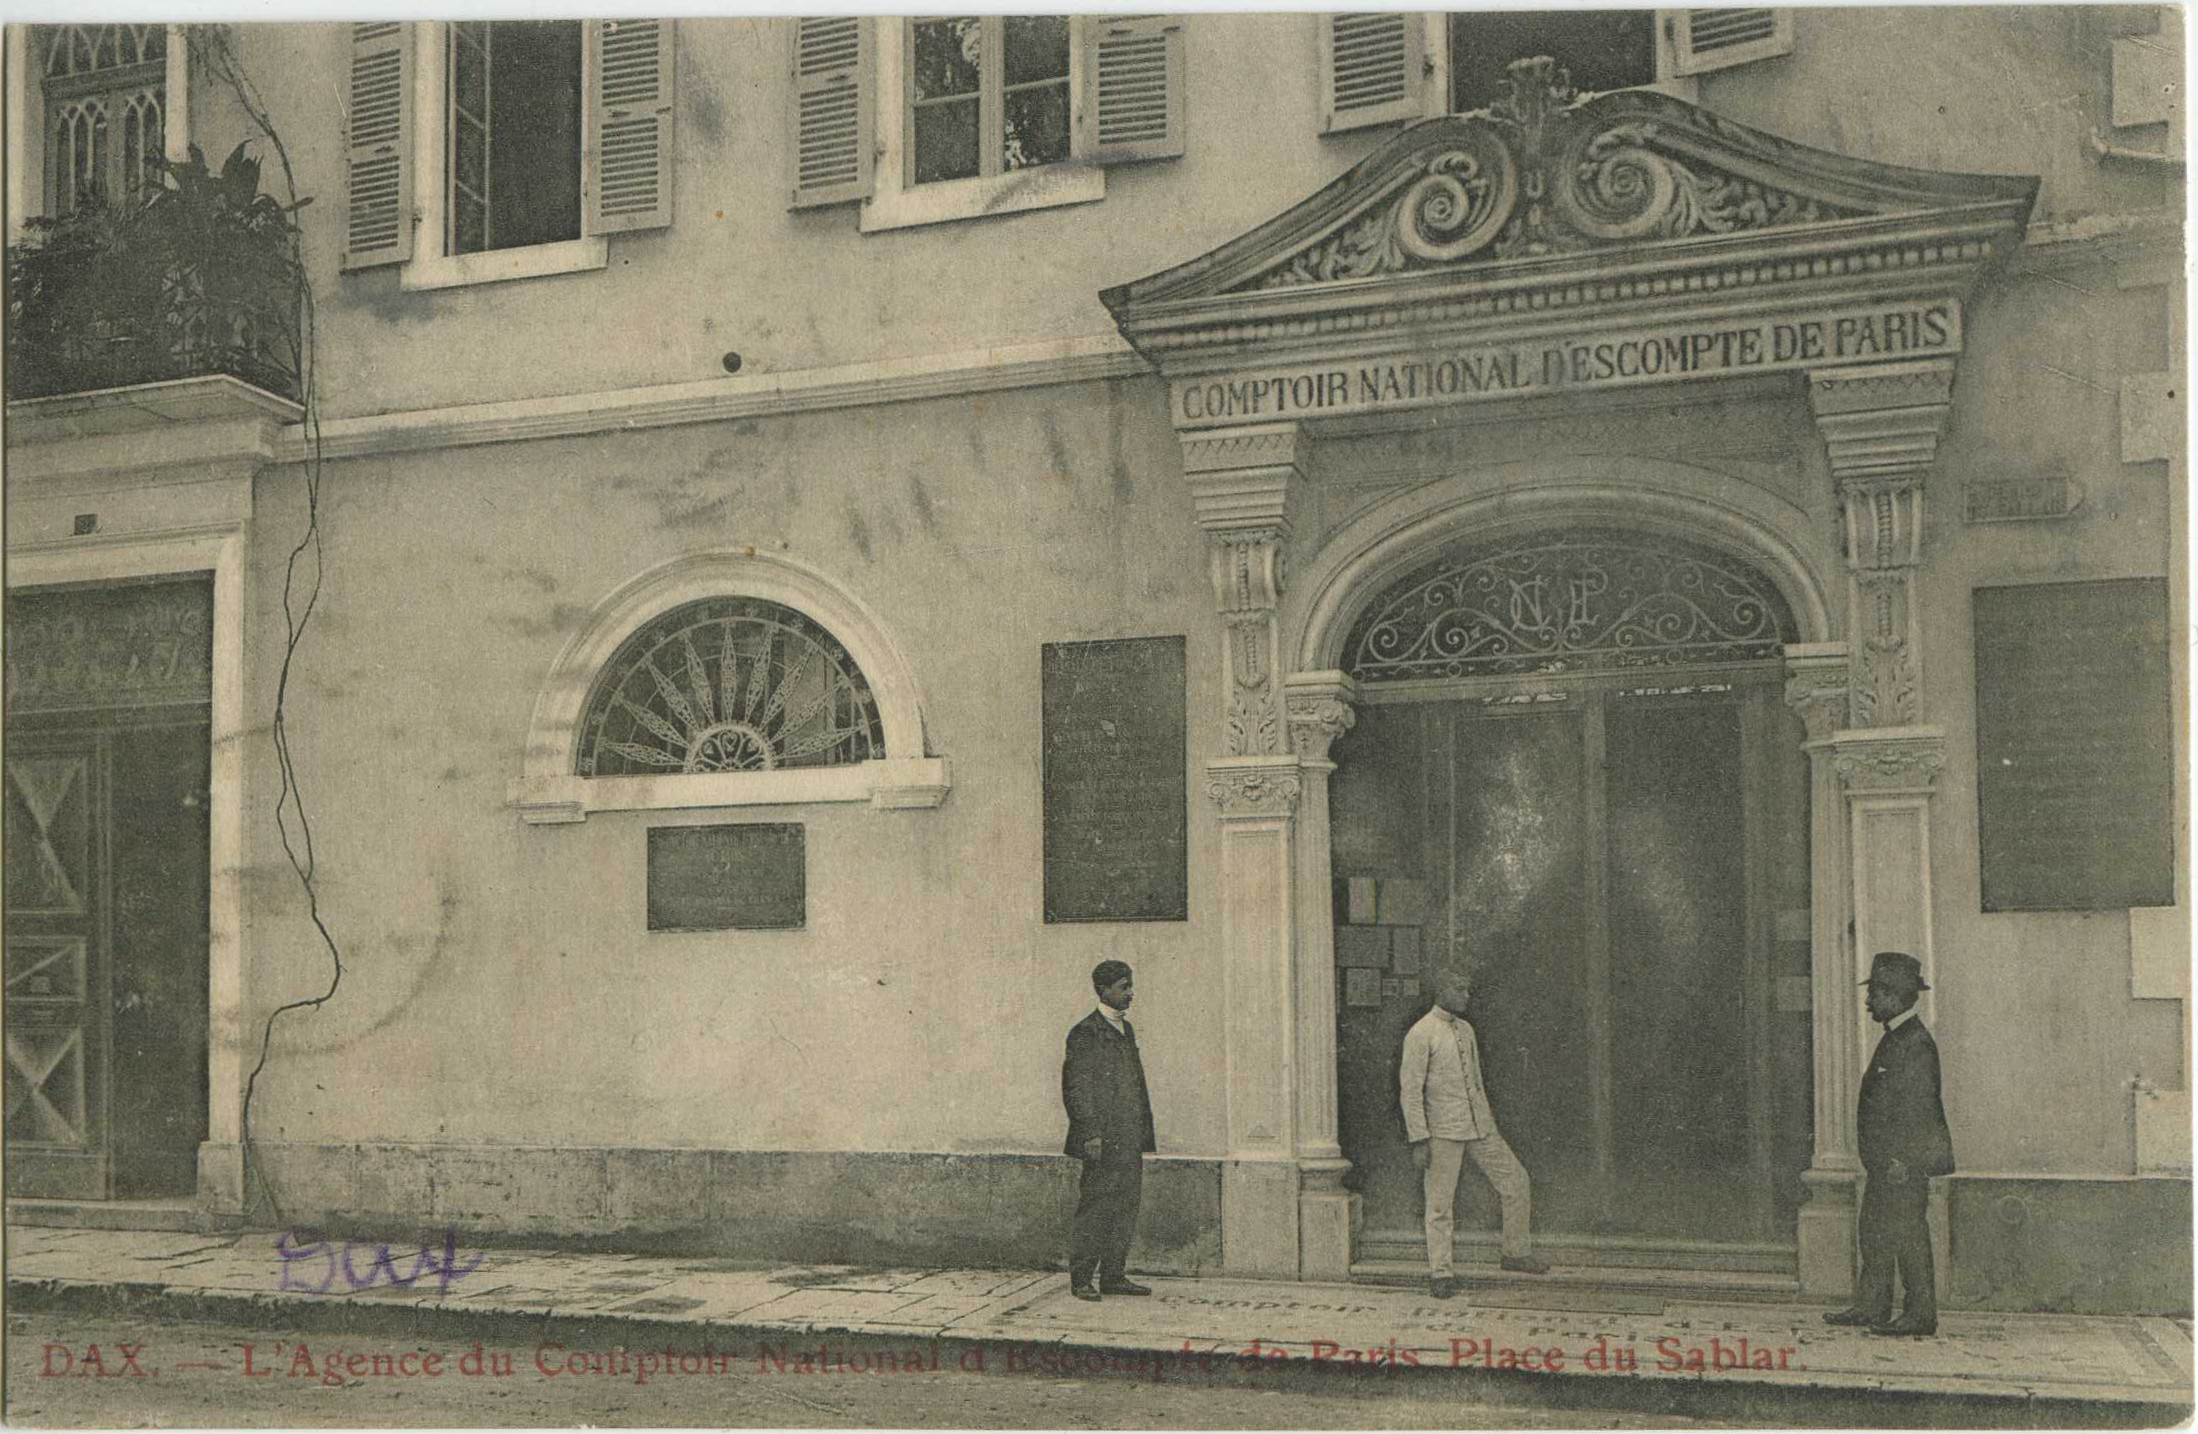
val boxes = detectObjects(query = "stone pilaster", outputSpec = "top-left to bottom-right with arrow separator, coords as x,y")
1182,422 -> 1312,1276
1808,359 -> 1954,727
1284,670 -> 1358,1280
1804,359 -> 1958,1302
1783,642 -> 1859,1296
1183,424 -> 1307,761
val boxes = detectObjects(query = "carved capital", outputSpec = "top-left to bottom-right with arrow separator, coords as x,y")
1829,729 -> 1945,793
1204,759 -> 1303,818
1180,422 -> 1306,539
1283,670 -> 1360,764
1782,646 -> 1852,743
1810,358 -> 1956,485
1286,699 -> 1357,762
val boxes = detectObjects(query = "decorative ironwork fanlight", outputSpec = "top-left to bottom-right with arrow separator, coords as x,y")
577,597 -> 884,777
1344,531 -> 1794,683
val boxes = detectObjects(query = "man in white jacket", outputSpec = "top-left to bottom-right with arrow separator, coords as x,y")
1399,966 -> 1550,1298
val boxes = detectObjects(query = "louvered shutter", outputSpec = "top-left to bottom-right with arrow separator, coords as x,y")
586,20 -> 676,234
789,17 -> 873,208
1667,9 -> 1794,76
1318,13 -> 1426,135
1078,15 -> 1185,164
342,22 -> 412,270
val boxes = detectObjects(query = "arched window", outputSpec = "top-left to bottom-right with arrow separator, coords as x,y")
515,550 -> 947,823
576,596 -> 883,777
1343,529 -> 1796,684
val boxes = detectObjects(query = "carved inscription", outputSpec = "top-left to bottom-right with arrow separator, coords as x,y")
1172,300 -> 1960,426
1974,580 -> 2173,911
1042,638 -> 1188,923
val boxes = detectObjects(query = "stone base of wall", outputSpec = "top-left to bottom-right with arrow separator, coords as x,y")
196,1144 -> 1222,1275
1945,1175 -> 2192,1316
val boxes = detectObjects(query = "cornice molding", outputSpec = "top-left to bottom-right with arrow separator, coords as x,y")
266,335 -> 1145,467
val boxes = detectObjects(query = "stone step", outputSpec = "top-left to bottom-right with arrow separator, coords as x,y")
1350,1257 -> 1806,1303
7,1197 -> 205,1233
1357,1229 -> 1799,1275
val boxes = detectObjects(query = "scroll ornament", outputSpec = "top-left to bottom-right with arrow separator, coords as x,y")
1253,58 -> 1862,290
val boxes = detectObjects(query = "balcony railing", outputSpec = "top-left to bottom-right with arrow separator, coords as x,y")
6,143 -> 303,405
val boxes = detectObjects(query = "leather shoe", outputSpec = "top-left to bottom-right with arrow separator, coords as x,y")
1100,1278 -> 1152,1296
1428,1275 -> 1458,1300
1868,1315 -> 1937,1337
1499,1253 -> 1552,1275
1822,1307 -> 1884,1327
1069,1281 -> 1101,1302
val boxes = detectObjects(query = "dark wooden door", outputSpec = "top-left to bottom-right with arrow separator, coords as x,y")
1332,673 -> 1805,1251
5,732 -> 109,1198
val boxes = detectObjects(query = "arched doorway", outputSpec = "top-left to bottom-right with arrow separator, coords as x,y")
1325,528 -> 1813,1268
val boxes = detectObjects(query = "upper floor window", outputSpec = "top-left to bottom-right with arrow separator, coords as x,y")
789,15 -> 1184,230
448,21 -> 584,255
1320,10 -> 1793,135
341,20 -> 675,288
908,16 -> 1071,185
1448,10 -> 1656,112
38,25 -> 167,215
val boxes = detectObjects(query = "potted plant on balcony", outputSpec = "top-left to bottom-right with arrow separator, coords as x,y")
6,141 -> 305,403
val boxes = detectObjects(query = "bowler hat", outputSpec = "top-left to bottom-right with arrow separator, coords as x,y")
1861,950 -> 1929,991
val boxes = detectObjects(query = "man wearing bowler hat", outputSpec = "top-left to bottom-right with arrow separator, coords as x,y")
1061,959 -> 1155,1301
1825,951 -> 1955,1337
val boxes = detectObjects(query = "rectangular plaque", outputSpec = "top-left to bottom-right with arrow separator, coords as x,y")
1345,966 -> 1382,1008
1390,927 -> 1422,975
1335,926 -> 1391,969
1042,637 -> 1187,923
647,823 -> 805,932
1965,475 -> 2081,523
1377,877 -> 1428,926
1975,580 -> 2173,912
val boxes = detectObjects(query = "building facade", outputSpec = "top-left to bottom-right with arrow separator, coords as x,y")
4,10 -> 2188,1314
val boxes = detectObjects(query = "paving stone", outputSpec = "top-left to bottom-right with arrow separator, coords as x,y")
8,1224 -> 2190,1407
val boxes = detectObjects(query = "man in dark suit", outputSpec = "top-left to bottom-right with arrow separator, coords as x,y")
1061,958 -> 1156,1301
1825,950 -> 1955,1337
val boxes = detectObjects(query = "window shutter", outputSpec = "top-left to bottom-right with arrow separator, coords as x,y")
586,19 -> 676,234
1318,13 -> 1426,135
788,17 -> 873,209
1667,9 -> 1794,76
1078,15 -> 1184,164
341,21 -> 412,270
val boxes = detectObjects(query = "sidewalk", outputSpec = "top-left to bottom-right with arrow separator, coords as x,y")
8,1225 -> 2191,1423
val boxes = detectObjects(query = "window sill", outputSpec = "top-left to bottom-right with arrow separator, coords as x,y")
860,163 -> 1105,234
400,236 -> 609,292
512,757 -> 953,824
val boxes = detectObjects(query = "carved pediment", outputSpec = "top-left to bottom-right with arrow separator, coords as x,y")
1102,59 -> 2038,363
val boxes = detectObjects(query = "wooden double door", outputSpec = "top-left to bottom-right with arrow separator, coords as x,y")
6,575 -> 214,1201
1332,669 -> 1813,1250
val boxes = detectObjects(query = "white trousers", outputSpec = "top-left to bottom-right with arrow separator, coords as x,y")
1422,1132 -> 1533,1275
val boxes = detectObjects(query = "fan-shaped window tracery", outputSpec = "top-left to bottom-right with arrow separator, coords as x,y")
1344,530 -> 1796,684
577,597 -> 884,778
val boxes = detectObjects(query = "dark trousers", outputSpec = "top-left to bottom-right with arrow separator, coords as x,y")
1069,1155 -> 1143,1285
1856,1174 -> 1935,1323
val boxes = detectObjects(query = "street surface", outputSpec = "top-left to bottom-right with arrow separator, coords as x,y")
7,1311 -> 1725,1428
